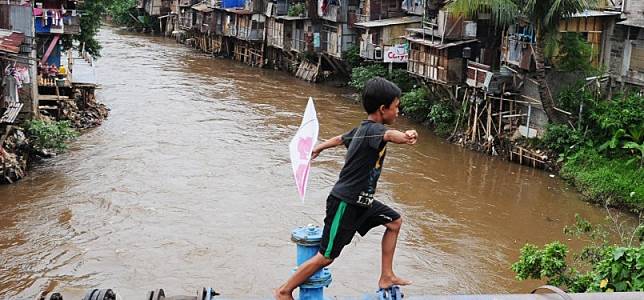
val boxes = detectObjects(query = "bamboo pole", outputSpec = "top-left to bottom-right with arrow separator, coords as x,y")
471,97 -> 479,142
486,94 -> 492,144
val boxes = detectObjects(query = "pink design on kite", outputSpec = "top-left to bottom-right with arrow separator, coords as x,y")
295,163 -> 310,197
297,137 -> 313,159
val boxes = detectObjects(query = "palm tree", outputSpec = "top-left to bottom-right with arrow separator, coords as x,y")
448,0 -> 597,124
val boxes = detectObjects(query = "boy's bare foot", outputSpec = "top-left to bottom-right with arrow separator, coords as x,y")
273,287 -> 294,300
378,275 -> 412,289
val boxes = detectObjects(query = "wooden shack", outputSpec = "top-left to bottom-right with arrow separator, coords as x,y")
406,33 -> 478,84
192,2 -> 213,34
354,16 -> 421,61
501,10 -> 620,71
355,0 -> 405,22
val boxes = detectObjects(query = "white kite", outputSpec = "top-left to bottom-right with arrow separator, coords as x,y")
289,97 -> 319,202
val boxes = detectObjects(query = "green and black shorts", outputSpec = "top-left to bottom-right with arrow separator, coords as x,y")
319,194 -> 401,259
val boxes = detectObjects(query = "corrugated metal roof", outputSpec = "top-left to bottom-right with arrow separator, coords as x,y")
71,57 -> 97,86
569,9 -> 621,18
192,3 -> 214,12
405,36 -> 477,49
275,15 -> 308,21
355,16 -> 422,28
617,18 -> 644,28
223,8 -> 252,15
0,102 -> 23,124
10,5 -> 33,37
0,29 -> 25,54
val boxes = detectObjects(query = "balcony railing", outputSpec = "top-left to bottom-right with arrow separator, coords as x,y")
34,10 -> 81,35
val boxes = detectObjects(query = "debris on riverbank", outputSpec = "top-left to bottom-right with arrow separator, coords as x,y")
0,92 -> 108,185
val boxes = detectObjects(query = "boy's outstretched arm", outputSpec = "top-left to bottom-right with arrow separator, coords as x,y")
384,129 -> 418,145
311,135 -> 343,159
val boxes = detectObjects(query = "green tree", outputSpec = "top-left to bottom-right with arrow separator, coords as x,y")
61,0 -> 112,57
449,0 -> 597,124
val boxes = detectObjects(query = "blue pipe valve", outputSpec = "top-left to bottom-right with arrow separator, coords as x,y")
291,225 -> 332,300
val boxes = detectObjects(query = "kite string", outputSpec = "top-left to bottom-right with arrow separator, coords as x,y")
293,119 -> 390,140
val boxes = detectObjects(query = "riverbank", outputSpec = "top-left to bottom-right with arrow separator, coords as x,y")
0,86 -> 108,184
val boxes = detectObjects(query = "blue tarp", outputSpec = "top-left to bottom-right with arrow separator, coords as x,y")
222,0 -> 245,8
47,45 -> 61,67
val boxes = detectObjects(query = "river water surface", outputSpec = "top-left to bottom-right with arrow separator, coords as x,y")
0,28 -> 621,298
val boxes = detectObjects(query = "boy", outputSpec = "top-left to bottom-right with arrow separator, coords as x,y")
275,77 -> 417,300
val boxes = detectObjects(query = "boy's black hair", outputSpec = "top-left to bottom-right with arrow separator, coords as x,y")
361,77 -> 401,114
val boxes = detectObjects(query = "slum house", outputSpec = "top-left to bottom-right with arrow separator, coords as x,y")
33,0 -> 84,119
0,29 -> 29,126
317,0 -> 358,62
0,3 -> 37,118
355,0 -> 405,22
498,9 -> 621,138
303,0 -> 359,79
456,8 -> 623,166
218,0 -> 267,66
141,0 -> 174,34
401,0 -> 422,16
137,0 -> 173,34
1,3 -> 35,183
0,30 -> 29,183
178,0 -> 199,32
158,0 -> 180,36
405,9 -> 478,85
610,0 -> 644,89
143,0 -> 176,32
354,16 -> 421,62
264,0 -> 316,76
190,2 -> 215,52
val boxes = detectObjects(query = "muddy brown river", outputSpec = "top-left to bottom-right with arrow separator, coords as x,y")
0,28 -> 623,299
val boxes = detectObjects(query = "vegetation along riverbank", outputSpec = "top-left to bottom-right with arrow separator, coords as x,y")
1,0 -> 109,183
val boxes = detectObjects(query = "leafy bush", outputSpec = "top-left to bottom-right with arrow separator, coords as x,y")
560,148 -> 644,210
400,87 -> 430,118
349,64 -> 387,90
388,68 -> 415,93
429,102 -> 455,137
589,246 -> 644,292
343,45 -> 362,69
542,123 -> 584,154
513,242 -> 644,292
350,64 -> 415,92
288,3 -> 306,17
25,120 -> 79,153
512,216 -> 643,293
592,93 -> 644,138
512,242 -> 573,289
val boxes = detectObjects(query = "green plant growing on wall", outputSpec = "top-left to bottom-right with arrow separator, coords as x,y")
25,120 -> 79,153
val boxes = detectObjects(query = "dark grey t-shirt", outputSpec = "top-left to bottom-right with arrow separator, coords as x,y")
330,120 -> 388,206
